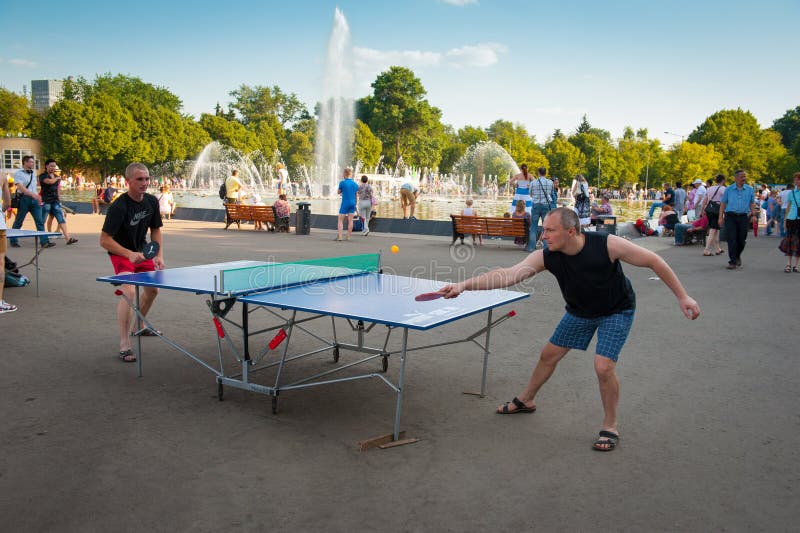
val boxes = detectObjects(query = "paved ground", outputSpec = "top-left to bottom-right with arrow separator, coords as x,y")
2,214 -> 798,532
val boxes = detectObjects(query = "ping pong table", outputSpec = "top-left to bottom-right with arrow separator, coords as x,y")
5,229 -> 62,296
97,254 -> 528,448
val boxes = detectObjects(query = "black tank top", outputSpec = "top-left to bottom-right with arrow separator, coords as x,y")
543,232 -> 635,318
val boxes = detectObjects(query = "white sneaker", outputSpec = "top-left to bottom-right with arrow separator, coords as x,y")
363,229 -> 370,236
0,300 -> 18,314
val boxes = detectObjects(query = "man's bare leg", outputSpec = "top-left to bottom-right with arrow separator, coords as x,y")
132,287 -> 159,333
593,354 -> 619,450
497,342 -> 570,412
117,282 -> 135,352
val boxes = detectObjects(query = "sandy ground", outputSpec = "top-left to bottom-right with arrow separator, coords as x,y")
1,213 -> 798,532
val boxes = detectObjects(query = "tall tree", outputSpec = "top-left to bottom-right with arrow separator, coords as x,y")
545,135 -> 587,181
364,66 -> 441,163
486,119 -> 546,168
668,142 -> 725,184
63,74 -> 183,113
772,105 -> 800,157
352,120 -> 382,168
688,108 -> 779,179
457,125 -> 488,147
41,95 -> 136,176
0,87 -> 32,136
198,113 -> 259,153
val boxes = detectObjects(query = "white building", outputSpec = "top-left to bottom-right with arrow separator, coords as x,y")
31,79 -> 64,112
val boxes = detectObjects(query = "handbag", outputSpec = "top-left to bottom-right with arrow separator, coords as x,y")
704,186 -> 722,216
574,182 -> 588,202
10,189 -> 23,208
370,196 -> 378,207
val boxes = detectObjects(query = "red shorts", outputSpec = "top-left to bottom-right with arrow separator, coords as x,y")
110,254 -> 156,275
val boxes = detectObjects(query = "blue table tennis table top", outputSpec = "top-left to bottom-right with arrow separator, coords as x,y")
5,229 -> 61,239
97,260 -> 529,330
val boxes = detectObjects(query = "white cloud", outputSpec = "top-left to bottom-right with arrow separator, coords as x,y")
8,58 -> 37,67
354,42 -> 506,71
441,0 -> 478,5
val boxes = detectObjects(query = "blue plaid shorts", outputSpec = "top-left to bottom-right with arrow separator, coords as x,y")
549,308 -> 635,362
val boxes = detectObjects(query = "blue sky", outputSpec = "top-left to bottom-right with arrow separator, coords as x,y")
2,0 -> 798,144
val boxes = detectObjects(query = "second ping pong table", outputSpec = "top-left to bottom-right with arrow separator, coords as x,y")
97,254 -> 528,448
5,229 -> 62,296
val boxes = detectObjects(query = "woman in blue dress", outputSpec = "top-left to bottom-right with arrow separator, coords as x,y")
509,164 -> 533,214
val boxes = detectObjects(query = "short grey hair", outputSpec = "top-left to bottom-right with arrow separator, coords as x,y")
547,207 -> 581,232
125,162 -> 149,180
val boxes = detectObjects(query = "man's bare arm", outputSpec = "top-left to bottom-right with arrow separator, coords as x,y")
438,250 -> 545,298
607,235 -> 700,320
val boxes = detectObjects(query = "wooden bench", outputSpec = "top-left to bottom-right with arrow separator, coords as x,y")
450,215 -> 529,246
224,203 -> 277,231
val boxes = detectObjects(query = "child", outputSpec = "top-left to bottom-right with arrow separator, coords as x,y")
157,185 -> 175,220
251,194 -> 266,231
462,198 -> 482,245
511,200 -> 530,246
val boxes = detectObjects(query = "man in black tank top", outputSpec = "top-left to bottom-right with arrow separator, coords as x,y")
437,208 -> 699,451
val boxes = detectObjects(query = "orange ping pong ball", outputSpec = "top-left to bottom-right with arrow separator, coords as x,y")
390,245 -> 399,254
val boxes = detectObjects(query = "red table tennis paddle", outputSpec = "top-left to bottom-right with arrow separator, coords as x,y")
142,241 -> 160,259
415,292 -> 443,302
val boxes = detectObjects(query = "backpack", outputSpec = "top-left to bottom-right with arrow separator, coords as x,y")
218,182 -> 227,199
5,270 -> 30,287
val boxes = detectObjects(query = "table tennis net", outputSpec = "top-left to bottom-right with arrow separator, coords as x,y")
219,253 -> 380,294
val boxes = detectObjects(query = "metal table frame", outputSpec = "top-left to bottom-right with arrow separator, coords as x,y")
100,266 -> 527,447
5,229 -> 61,296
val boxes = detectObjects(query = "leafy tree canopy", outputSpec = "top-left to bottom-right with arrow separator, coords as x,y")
63,74 -> 182,114
0,87 -> 33,136
363,66 -> 442,163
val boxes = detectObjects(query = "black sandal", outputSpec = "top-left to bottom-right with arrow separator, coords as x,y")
497,397 -> 536,414
118,349 -> 137,363
592,430 -> 619,451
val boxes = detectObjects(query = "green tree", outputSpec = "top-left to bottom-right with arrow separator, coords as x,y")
667,142 -> 725,184
0,87 -> 32,136
180,116 -> 212,160
568,132 -> 621,189
544,134 -> 587,181
364,66 -> 441,163
41,95 -> 136,176
486,119 -> 545,168
688,108 -> 778,179
772,105 -> 800,156
457,125 -> 488,147
63,74 -> 182,113
352,119 -> 382,168
198,114 -> 259,153
283,131 -> 314,171
228,84 -> 308,128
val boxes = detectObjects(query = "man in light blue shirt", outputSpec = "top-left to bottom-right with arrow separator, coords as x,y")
719,169 -> 756,269
526,167 -> 555,252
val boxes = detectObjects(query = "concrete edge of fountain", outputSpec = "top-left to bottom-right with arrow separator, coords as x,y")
63,201 -> 640,240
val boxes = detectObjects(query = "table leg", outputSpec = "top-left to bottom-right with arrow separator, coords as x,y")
136,286 -> 142,377
392,328 -> 409,441
34,240 -> 40,297
479,309 -> 493,397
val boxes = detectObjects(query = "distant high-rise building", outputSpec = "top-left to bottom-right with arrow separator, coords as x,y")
31,79 -> 64,112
